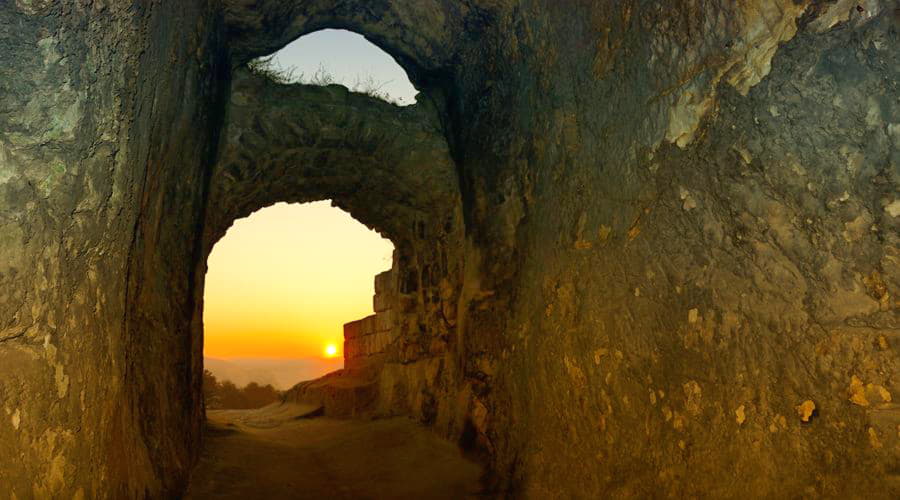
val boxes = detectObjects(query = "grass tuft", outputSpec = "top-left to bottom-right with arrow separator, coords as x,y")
247,58 -> 411,106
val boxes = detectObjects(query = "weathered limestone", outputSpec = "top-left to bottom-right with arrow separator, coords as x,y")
221,0 -> 467,83
0,1 -> 227,496
203,67 -> 461,248
1,0 -> 898,498
461,3 -> 899,497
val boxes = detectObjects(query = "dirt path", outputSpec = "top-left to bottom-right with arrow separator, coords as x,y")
185,404 -> 484,499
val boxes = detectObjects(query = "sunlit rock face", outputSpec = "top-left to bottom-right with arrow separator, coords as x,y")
0,0 -> 898,497
459,2 -> 899,497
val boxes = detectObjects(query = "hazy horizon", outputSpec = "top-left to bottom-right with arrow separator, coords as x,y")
204,355 -> 344,390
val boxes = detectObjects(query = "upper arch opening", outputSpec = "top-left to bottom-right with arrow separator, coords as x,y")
251,29 -> 419,106
203,200 -> 394,387
223,0 -> 464,85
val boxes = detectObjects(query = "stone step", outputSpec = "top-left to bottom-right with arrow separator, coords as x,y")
282,370 -> 378,418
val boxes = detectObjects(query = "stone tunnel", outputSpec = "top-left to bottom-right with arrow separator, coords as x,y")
0,0 -> 898,497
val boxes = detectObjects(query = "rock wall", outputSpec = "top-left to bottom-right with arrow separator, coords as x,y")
1,0 -> 898,498
0,1 -> 228,497
450,1 -> 899,496
344,270 -> 397,374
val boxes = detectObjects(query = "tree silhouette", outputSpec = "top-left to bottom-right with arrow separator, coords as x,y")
202,370 -> 281,409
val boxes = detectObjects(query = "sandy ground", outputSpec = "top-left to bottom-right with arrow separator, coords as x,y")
184,404 -> 485,499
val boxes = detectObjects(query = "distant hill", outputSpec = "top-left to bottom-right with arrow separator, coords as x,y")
204,357 -> 343,390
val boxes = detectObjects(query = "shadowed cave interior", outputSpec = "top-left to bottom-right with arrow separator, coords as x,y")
0,1 -> 898,498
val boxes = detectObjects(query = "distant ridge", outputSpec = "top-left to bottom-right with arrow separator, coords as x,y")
204,357 -> 343,390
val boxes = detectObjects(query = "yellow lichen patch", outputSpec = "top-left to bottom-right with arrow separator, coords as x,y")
574,239 -> 593,250
862,270 -> 890,310
626,225 -> 641,241
54,364 -> 69,398
769,415 -> 787,433
597,225 -> 612,242
795,400 -> 816,422
687,308 -> 699,324
573,212 -> 592,250
849,375 -> 893,406
849,375 -> 869,407
592,348 -> 607,365
673,413 -> 685,431
564,356 -> 587,388
683,380 -> 702,416
868,427 -> 882,449
735,405 -> 746,425
32,429 -> 74,498
876,385 -> 892,403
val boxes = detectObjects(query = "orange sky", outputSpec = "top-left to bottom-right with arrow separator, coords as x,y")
203,201 -> 394,359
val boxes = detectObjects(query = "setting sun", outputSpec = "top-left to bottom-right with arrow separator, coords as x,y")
324,344 -> 338,358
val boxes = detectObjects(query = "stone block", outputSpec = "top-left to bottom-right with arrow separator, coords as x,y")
374,330 -> 395,352
373,291 -> 392,312
344,338 -> 361,359
344,319 -> 364,340
374,269 -> 393,294
359,314 -> 377,336
397,293 -> 417,312
375,310 -> 394,332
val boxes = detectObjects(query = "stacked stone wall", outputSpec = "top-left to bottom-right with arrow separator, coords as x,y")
344,270 -> 397,372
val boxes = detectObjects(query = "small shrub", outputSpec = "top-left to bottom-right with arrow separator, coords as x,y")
202,370 -> 281,410
247,55 -> 296,84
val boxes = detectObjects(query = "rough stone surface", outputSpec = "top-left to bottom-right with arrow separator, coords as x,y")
1,0 -> 898,498
0,1 -> 227,496
204,67 -> 461,248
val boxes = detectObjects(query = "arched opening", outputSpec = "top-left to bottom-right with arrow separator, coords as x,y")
186,28 -> 477,497
201,201 -> 393,407
253,29 -> 419,106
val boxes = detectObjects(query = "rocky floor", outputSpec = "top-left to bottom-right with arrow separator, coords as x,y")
185,404 -> 484,499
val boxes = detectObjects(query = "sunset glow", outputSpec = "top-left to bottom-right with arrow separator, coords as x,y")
203,201 -> 393,360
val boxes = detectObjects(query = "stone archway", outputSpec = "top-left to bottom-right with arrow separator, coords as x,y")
196,58 -> 467,416
222,0 -> 465,85
204,66 -> 460,248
